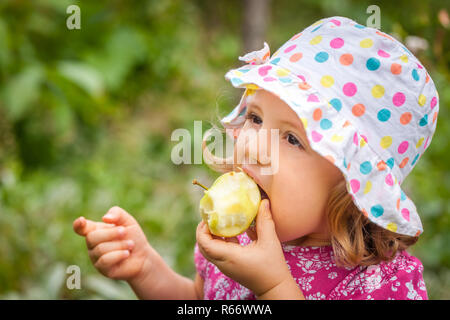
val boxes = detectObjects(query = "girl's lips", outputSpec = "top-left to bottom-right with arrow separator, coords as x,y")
241,166 -> 269,200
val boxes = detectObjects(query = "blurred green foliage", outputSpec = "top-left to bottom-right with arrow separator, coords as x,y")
0,0 -> 448,299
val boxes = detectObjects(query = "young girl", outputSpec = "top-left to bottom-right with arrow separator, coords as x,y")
73,16 -> 438,300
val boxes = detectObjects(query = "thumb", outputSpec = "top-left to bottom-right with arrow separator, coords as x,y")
102,206 -> 137,227
255,199 -> 278,244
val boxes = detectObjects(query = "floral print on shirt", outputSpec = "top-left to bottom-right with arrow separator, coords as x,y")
194,232 -> 427,300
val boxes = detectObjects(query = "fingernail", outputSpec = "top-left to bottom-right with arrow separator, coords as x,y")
103,213 -> 114,220
127,240 -> 134,250
118,226 -> 125,236
124,250 -> 130,257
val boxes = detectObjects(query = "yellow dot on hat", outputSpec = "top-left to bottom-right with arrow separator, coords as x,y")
310,35 -> 323,45
380,136 -> 393,149
300,117 -> 308,129
320,75 -> 334,88
276,68 -> 290,77
360,38 -> 373,48
416,137 -> 424,148
400,54 -> 409,63
371,85 -> 385,98
386,222 -> 398,232
363,180 -> 372,194
331,134 -> 343,142
418,94 -> 426,106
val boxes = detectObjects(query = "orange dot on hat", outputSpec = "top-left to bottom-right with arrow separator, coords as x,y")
399,157 -> 409,168
339,53 -> 353,66
391,63 -> 402,75
352,103 -> 365,117
289,52 -> 303,62
313,108 -> 322,121
400,112 -> 412,125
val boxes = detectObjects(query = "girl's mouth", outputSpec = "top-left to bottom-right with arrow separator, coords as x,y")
258,184 -> 269,200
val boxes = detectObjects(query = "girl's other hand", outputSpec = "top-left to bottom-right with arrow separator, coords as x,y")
73,206 -> 154,283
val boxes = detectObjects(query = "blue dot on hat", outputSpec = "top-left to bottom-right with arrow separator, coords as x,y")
354,24 -> 366,29
419,114 -> 428,126
311,25 -> 322,32
411,153 -> 420,166
329,98 -> 342,112
377,108 -> 391,122
360,161 -> 372,174
315,51 -> 329,63
231,78 -> 243,86
412,69 -> 420,81
279,77 -> 292,83
270,57 -> 280,65
366,57 -> 380,71
400,189 -> 407,201
320,118 -> 332,130
386,157 -> 395,169
371,204 -> 384,218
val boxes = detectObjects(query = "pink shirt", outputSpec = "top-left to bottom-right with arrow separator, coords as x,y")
194,232 -> 428,300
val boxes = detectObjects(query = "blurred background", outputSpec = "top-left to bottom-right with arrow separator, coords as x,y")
0,0 -> 448,299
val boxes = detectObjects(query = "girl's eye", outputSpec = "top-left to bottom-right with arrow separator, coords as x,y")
286,133 -> 303,149
245,112 -> 262,125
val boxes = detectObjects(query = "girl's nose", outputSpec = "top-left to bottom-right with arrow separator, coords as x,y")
236,127 -> 274,167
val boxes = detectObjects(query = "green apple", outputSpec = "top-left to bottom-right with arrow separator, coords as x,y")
194,170 -> 261,237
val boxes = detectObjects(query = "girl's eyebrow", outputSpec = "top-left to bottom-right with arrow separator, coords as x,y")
246,101 -> 262,112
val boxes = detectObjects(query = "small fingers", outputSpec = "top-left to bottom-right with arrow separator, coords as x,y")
89,240 -> 135,261
73,217 -> 95,236
102,206 -> 137,227
196,221 -> 239,262
94,250 -> 130,270
73,217 -> 115,236
86,226 -> 126,249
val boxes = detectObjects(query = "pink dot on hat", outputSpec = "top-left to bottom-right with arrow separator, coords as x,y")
343,82 -> 357,96
350,179 -> 360,193
430,97 -> 437,109
398,141 -> 409,154
385,173 -> 394,186
330,37 -> 344,49
393,92 -> 405,106
377,49 -> 390,58
284,44 -> 297,53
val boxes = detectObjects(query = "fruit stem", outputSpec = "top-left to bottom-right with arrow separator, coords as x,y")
192,179 -> 208,191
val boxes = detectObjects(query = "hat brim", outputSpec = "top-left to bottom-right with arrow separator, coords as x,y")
222,59 -> 423,237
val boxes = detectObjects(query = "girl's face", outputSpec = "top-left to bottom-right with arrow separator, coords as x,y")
235,89 -> 344,245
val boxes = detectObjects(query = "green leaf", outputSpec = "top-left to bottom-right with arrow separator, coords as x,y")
1,64 -> 44,120
57,61 -> 104,97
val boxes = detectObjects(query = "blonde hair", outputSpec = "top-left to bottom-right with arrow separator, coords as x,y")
326,179 -> 418,267
203,104 -> 418,268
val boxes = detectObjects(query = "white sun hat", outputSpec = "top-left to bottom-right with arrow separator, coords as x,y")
221,16 -> 439,237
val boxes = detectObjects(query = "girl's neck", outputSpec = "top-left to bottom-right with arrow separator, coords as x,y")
283,233 -> 332,247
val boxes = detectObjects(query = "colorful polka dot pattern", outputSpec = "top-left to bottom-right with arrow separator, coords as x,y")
222,16 -> 439,237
